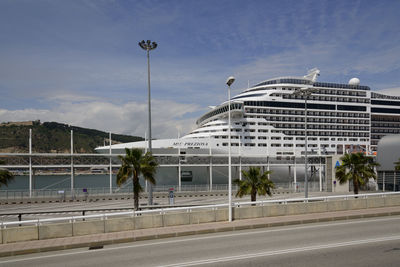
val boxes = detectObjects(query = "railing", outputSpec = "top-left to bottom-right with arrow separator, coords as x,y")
0,185 -> 240,200
0,182 -> 325,200
0,184 -> 319,200
2,191 -> 399,228
233,191 -> 400,207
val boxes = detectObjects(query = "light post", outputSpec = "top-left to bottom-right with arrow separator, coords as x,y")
293,87 -> 317,198
139,40 -> 157,206
226,76 -> 235,222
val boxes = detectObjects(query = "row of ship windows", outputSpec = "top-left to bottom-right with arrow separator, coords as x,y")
276,87 -> 367,97
253,80 -> 370,91
244,109 -> 369,118
263,117 -> 369,124
267,124 -> 369,131
214,134 -> 369,142
371,123 -> 400,128
371,100 -> 400,106
281,94 -> 369,103
244,101 -> 367,112
214,135 -> 368,142
281,130 -> 369,137
371,107 -> 400,114
371,116 -> 400,122
371,92 -> 400,101
371,129 -> 400,134
197,120 -> 370,134
221,143 -> 363,148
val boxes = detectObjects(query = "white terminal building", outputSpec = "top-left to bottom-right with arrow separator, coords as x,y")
96,69 -> 400,190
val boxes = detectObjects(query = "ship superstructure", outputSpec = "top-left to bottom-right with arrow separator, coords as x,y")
96,69 -> 400,156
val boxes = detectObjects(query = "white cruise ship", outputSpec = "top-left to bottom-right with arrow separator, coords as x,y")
96,69 -> 400,157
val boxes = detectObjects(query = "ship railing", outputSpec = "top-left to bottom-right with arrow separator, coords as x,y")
2,191 -> 399,228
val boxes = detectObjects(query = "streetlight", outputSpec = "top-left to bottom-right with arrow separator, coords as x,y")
293,87 -> 317,198
139,40 -> 157,206
226,76 -> 235,222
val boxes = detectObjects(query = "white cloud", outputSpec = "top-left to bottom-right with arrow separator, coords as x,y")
0,98 -> 202,139
376,87 -> 400,96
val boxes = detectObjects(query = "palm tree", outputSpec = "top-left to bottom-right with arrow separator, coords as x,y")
335,152 -> 378,195
234,167 -> 274,202
116,148 -> 158,210
0,160 -> 14,188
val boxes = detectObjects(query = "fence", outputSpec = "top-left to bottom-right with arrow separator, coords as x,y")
2,191 -> 399,228
0,182 -> 324,201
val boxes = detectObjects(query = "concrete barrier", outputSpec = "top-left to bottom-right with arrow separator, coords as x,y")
163,212 -> 190,227
73,220 -> 105,236
2,225 -> 38,244
39,223 -> 72,240
2,195 -> 400,244
385,196 -> 400,206
134,214 -> 163,230
215,209 -> 228,222
326,200 -> 348,211
105,217 -> 134,233
306,201 -> 328,213
286,203 -> 307,215
263,204 -> 286,217
190,210 -> 216,224
235,206 -> 263,220
347,198 -> 367,210
367,197 -> 385,208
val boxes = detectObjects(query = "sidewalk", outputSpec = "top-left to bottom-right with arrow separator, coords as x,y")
1,206 -> 400,257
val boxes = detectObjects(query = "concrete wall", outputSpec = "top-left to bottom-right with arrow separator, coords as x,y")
2,195 -> 400,244
39,223 -> 73,240
2,225 -> 38,244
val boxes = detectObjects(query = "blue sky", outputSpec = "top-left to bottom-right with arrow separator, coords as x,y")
1,0 -> 400,138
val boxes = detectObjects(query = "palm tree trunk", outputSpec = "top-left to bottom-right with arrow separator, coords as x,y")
251,188 -> 257,202
353,179 -> 359,196
133,175 -> 139,211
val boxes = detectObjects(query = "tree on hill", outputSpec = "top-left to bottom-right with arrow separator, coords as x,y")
335,152 -> 379,195
234,167 -> 274,202
0,121 -> 144,153
116,148 -> 158,210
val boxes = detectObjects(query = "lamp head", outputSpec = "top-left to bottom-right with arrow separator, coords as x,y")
226,76 -> 235,87
139,40 -> 146,50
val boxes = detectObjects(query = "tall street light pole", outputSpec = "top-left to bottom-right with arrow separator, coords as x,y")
293,87 -> 317,198
226,76 -> 235,222
139,40 -> 157,206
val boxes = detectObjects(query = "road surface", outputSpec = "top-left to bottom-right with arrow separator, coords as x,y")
1,215 -> 400,266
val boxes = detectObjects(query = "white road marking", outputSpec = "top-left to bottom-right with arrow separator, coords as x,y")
0,215 -> 399,264
161,235 -> 400,267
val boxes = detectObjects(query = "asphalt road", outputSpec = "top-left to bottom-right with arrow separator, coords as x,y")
1,215 -> 400,266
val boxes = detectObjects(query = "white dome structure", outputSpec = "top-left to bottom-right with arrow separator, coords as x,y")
349,77 -> 360,85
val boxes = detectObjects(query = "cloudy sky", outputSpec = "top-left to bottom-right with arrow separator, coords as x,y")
1,0 -> 400,138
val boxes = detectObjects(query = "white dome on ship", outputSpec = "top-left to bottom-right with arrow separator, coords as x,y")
349,77 -> 360,85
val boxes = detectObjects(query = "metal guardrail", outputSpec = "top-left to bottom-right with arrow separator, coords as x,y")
233,191 -> 400,207
2,191 -> 399,228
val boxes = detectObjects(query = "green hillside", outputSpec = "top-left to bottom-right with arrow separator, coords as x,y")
0,121 -> 143,153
